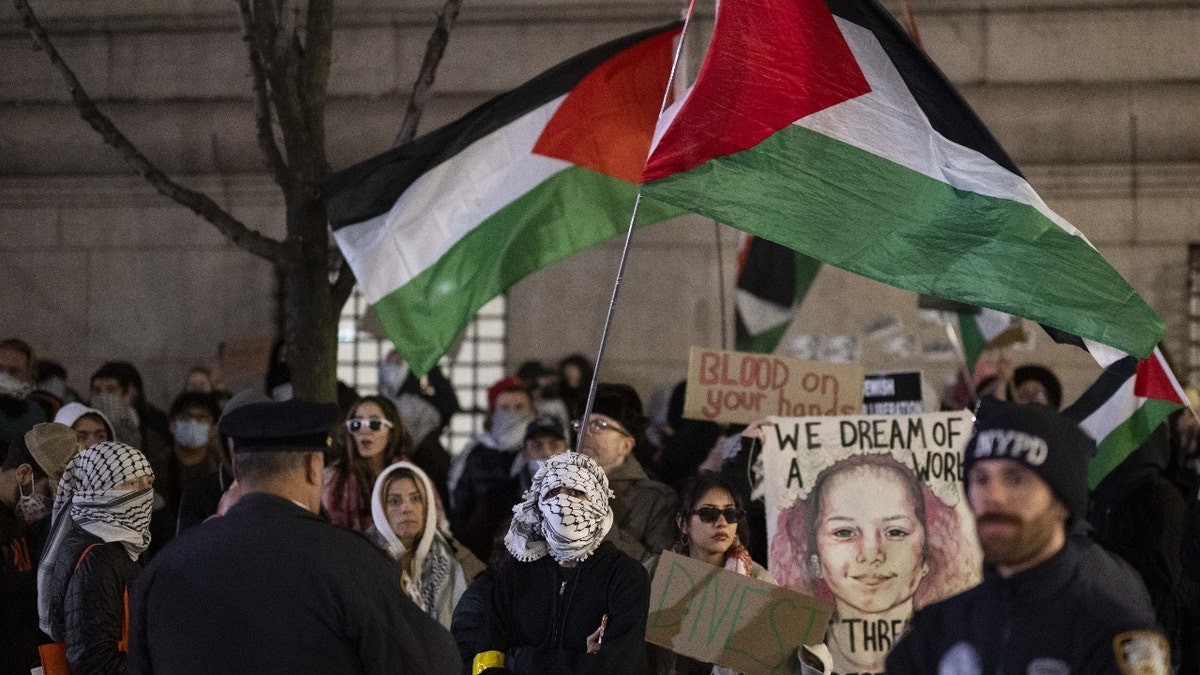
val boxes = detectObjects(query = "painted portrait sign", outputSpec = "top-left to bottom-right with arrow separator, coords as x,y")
762,411 -> 982,675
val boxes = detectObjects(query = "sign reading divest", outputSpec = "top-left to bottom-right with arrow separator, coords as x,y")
646,551 -> 833,675
683,347 -> 864,425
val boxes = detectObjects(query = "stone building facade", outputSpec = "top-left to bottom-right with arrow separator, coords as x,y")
1,0 -> 1197,411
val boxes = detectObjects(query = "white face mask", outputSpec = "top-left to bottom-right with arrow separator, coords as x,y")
378,361 -> 409,396
16,481 -> 49,524
488,409 -> 534,450
173,419 -> 211,449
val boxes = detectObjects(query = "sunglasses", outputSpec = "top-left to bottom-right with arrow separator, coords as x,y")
571,418 -> 631,437
692,506 -> 745,524
346,418 -> 394,434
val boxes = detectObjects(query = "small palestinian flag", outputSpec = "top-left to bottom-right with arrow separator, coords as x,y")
642,0 -> 1163,365
1064,347 -> 1188,488
735,235 -> 821,353
326,23 -> 685,376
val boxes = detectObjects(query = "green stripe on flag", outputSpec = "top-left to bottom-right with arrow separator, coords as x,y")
1087,397 -> 1181,489
373,166 -> 686,375
644,125 -> 1165,358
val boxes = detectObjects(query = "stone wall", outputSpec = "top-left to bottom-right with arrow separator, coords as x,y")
0,0 -> 1196,407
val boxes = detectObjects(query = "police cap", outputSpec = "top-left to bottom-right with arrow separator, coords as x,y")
217,399 -> 340,452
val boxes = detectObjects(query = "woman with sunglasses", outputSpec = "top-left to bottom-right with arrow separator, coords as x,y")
323,396 -> 411,531
646,471 -> 772,675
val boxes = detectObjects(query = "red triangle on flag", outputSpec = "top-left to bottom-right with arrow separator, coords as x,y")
532,28 -> 679,185
1134,350 -> 1185,403
643,0 -> 871,182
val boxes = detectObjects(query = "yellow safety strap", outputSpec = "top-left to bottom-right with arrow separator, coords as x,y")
472,650 -> 505,675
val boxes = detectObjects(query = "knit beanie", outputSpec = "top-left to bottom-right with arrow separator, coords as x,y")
24,422 -> 79,484
963,397 -> 1093,523
591,383 -> 647,441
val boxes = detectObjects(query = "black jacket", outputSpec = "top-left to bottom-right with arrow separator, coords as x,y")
479,540 -> 649,675
886,538 -> 1167,674
45,528 -> 139,675
128,492 -> 460,675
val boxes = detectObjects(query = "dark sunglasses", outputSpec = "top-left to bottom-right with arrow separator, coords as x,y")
693,506 -> 745,524
346,418 -> 394,434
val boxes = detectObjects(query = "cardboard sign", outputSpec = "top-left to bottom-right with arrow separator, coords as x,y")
761,411 -> 981,675
862,371 -> 924,415
683,347 -> 864,425
646,551 -> 833,675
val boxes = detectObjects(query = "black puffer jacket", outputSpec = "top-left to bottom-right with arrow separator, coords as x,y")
45,527 -> 139,675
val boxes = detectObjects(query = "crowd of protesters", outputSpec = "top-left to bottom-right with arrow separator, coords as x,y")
1,334 -> 1196,674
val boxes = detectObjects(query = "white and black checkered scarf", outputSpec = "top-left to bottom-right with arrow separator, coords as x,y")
38,442 -> 154,634
506,452 -> 613,564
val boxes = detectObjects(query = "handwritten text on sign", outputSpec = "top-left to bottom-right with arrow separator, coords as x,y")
646,551 -> 833,675
683,347 -> 864,425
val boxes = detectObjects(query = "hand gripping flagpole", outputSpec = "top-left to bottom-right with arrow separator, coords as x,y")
574,0 -> 699,454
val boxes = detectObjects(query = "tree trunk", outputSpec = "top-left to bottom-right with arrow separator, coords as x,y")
283,193 -> 338,404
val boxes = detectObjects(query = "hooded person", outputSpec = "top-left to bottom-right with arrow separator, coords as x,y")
37,441 -> 154,675
369,461 -> 468,630
473,452 -> 650,675
54,402 -> 117,449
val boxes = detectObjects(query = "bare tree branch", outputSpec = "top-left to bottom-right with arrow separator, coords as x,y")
394,0 -> 464,147
13,0 -> 284,265
300,0 -> 334,162
235,0 -> 290,190
330,260 -> 358,317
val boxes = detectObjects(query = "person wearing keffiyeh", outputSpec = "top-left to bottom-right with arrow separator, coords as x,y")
38,441 -> 154,675
474,451 -> 650,675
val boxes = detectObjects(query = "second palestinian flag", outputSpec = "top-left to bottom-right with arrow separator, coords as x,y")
642,0 -> 1164,364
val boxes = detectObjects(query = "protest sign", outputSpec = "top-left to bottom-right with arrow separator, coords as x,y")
762,411 -> 981,675
646,551 -> 833,675
862,371 -> 924,415
683,346 -> 864,425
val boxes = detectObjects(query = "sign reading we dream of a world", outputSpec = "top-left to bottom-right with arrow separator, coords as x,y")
683,347 -> 864,425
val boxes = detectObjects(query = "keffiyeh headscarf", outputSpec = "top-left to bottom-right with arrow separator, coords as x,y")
506,452 -> 613,564
370,462 -> 454,616
38,442 -> 154,634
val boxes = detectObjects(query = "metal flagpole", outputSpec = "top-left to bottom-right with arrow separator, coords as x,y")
574,0 -> 699,454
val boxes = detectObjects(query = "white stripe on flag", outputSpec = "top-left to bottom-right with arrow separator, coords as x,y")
1078,374 -> 1140,443
333,97 -> 570,303
797,19 -> 1092,247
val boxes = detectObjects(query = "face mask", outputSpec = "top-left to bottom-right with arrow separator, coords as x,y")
378,361 -> 409,396
0,372 -> 32,399
539,493 -> 603,562
16,481 -> 49,524
489,409 -> 534,450
173,419 -> 211,449
270,382 -> 293,402
526,459 -> 545,478
39,377 -> 68,400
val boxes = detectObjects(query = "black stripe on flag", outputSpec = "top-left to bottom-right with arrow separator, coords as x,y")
1062,356 -> 1137,424
323,21 -> 683,230
825,0 -> 1021,177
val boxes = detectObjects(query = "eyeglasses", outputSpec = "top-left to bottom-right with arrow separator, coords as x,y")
346,418 -> 394,434
571,418 -> 631,437
692,506 -> 745,524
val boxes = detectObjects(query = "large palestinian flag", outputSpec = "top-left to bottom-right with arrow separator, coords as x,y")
642,0 -> 1164,364
326,24 -> 685,376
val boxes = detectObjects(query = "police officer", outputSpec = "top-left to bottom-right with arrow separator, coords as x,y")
886,398 -> 1169,675
128,399 -> 460,674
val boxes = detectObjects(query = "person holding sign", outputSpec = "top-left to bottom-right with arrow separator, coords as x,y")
646,471 -> 773,674
473,451 -> 649,675
886,399 -> 1169,675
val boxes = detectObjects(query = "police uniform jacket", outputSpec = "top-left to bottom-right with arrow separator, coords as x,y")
128,492 -> 460,674
886,537 -> 1167,675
